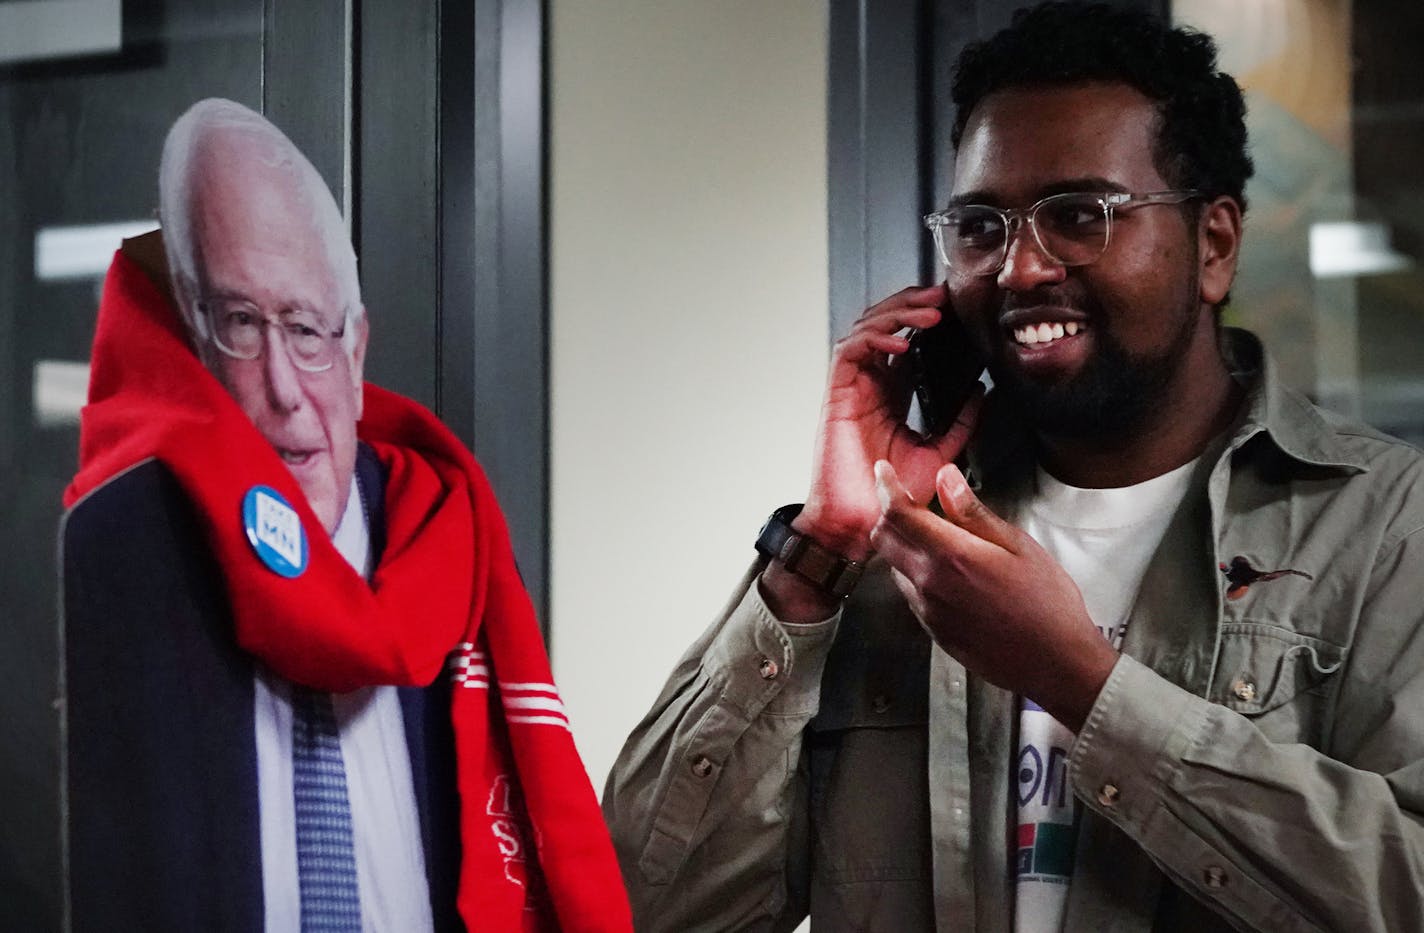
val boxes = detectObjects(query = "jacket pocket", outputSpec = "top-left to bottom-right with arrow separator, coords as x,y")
1209,622 -> 1346,739
809,558 -> 931,733
805,719 -> 934,891
804,562 -> 934,889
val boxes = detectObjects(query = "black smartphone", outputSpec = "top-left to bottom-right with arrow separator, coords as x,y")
907,309 -> 984,437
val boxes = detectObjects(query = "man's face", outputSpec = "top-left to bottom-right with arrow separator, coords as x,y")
946,82 -> 1210,438
189,156 -> 367,534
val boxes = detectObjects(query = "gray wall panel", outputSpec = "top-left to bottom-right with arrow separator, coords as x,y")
356,1 -> 441,410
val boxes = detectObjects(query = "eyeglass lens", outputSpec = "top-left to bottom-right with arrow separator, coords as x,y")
207,301 -> 341,371
935,193 -> 1110,275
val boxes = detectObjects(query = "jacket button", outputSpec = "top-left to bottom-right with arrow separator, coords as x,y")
758,657 -> 779,680
1232,679 -> 1257,702
691,755 -> 715,778
1097,783 -> 1121,807
872,693 -> 891,713
1203,865 -> 1229,888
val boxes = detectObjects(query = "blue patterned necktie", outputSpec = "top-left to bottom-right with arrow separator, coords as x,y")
291,685 -> 363,931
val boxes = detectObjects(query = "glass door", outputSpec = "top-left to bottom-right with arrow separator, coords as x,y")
0,3 -> 344,926
1,3 -> 544,922
1174,0 -> 1424,441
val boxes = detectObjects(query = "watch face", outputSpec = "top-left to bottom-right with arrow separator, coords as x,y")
773,503 -> 804,524
756,505 -> 802,554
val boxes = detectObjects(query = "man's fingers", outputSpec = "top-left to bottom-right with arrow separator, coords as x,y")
834,307 -> 940,367
845,282 -> 949,341
889,566 -> 927,618
873,458 -> 914,513
871,461 -> 941,565
936,463 -> 1019,552
829,283 -> 955,390
932,385 -> 985,457
848,304 -> 942,340
869,507 -> 936,592
854,331 -> 912,361
872,459 -> 996,557
863,283 -> 947,319
871,463 -> 997,607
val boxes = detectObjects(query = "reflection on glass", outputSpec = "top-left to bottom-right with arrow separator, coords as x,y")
1309,221 -> 1413,279
0,4 -> 264,927
32,359 -> 89,427
34,220 -> 159,281
0,0 -> 122,66
1174,0 -> 1424,440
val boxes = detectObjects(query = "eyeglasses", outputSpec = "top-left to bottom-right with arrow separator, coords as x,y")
197,298 -> 348,373
922,189 -> 1201,277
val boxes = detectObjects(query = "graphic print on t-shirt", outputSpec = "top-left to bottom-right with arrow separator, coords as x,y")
1015,699 -> 1078,917
1011,458 -> 1198,933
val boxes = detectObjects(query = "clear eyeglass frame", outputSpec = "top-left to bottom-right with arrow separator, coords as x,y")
197,298 -> 348,373
922,189 -> 1203,276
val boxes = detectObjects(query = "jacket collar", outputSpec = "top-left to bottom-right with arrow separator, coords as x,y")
1219,327 -> 1369,474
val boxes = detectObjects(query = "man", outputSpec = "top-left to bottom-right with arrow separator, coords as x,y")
603,4 -> 1424,931
61,99 -> 629,931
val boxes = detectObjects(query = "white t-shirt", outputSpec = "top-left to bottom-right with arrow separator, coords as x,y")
1012,458 -> 1197,933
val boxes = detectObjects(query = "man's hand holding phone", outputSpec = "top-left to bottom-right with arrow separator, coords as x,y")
761,283 -> 984,622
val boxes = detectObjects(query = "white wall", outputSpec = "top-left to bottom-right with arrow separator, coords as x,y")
548,0 -> 830,794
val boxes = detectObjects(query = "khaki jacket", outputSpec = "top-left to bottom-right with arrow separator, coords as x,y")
604,330 -> 1424,932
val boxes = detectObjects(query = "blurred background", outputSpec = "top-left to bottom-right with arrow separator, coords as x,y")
2,0 -> 1418,926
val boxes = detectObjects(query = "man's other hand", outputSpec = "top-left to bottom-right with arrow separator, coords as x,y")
870,460 -> 1117,732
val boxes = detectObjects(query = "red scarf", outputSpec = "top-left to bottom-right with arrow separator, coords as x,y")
65,250 -> 632,932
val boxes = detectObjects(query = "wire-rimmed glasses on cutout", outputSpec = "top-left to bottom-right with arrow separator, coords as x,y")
197,298 -> 349,373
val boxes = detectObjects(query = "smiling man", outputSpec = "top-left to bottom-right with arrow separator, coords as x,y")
603,4 -> 1424,931
61,99 -> 628,932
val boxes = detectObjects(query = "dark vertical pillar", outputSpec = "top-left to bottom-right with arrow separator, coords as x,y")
263,0 -> 351,210
373,0 -> 549,628
464,0 -> 550,629
827,0 -> 932,341
355,1 -> 441,410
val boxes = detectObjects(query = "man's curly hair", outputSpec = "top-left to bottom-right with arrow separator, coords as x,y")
951,2 -> 1253,212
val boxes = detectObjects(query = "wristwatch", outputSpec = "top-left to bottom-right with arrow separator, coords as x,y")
755,504 -> 865,599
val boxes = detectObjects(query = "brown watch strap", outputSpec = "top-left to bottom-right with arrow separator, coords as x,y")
755,503 -> 865,598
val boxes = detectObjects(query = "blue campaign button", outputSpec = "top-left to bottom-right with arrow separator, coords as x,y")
242,485 -> 308,578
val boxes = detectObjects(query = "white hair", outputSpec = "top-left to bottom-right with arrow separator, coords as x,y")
158,98 -> 364,357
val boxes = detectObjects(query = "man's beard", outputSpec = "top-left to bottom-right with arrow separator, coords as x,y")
989,290 -> 1201,440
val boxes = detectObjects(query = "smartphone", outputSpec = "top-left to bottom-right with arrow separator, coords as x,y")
907,308 -> 984,437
